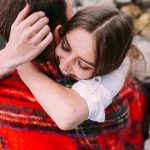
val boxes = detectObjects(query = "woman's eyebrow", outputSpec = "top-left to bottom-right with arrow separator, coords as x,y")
79,58 -> 95,67
64,36 -> 71,50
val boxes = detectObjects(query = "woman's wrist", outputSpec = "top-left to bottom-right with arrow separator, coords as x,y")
0,46 -> 18,73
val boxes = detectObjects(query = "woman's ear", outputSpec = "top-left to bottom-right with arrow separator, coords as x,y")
54,25 -> 64,45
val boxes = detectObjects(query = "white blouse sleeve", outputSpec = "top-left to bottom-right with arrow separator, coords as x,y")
71,57 -> 130,123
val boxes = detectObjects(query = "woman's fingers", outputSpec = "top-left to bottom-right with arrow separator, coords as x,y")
30,17 -> 49,35
38,32 -> 53,53
32,25 -> 50,43
6,6 -> 53,67
13,4 -> 30,26
20,11 -> 46,28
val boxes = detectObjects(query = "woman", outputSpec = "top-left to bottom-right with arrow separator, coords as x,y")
16,6 -> 147,149
18,5 -> 133,130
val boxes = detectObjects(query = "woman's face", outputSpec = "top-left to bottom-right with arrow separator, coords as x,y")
55,28 -> 96,80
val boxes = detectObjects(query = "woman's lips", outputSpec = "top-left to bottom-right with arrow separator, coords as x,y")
60,69 -> 77,80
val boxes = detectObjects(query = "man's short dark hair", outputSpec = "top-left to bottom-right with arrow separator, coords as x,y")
0,0 -> 67,41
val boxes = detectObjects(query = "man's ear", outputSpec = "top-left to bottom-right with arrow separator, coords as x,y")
54,25 -> 64,45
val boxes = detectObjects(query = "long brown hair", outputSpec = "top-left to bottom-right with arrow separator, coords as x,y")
63,6 -> 134,76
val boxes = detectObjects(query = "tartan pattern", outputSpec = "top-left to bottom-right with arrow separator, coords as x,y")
0,63 -> 147,150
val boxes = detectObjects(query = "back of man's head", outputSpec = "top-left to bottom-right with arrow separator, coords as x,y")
0,0 -> 67,41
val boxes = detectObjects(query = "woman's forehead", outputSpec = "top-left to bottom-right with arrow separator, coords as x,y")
66,29 -> 95,63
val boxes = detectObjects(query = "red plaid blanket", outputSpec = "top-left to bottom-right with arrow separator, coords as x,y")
0,64 -> 147,150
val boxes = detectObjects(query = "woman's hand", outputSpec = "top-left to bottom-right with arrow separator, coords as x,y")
1,4 -> 53,73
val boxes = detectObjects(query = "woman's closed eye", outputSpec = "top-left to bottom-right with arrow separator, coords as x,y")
78,60 -> 90,70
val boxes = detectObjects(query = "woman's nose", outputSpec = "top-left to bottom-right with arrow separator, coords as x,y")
60,58 -> 72,72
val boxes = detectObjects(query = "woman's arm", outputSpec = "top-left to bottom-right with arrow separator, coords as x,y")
17,63 -> 89,130
0,4 -> 52,79
18,57 -> 130,130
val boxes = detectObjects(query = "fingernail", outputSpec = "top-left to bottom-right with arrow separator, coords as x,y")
25,3 -> 29,7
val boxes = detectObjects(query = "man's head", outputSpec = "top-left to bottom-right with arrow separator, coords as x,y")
0,0 -> 74,62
